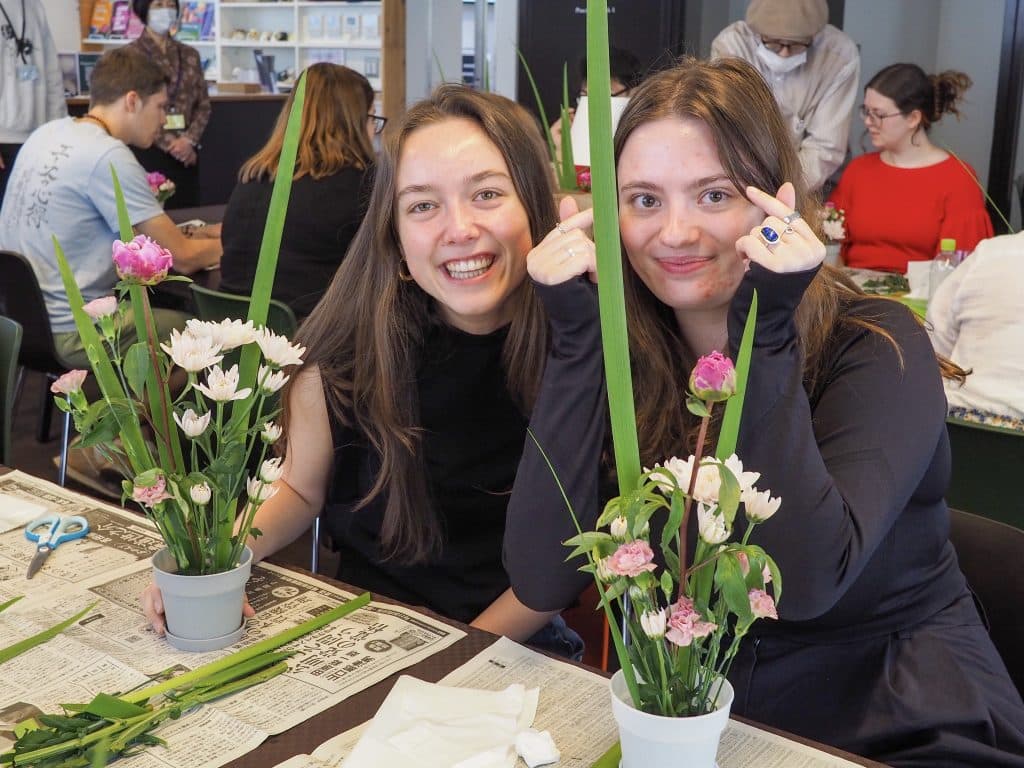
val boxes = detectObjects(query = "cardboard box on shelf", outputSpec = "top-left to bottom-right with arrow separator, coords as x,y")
216,81 -> 264,94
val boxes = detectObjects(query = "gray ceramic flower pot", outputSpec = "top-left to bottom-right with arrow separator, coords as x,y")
152,546 -> 253,652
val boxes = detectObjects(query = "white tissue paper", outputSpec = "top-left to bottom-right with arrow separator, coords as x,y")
343,676 -> 541,768
904,260 -> 931,299
0,494 -> 49,534
515,728 -> 561,767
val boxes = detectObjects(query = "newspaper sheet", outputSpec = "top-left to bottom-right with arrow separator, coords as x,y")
290,637 -> 864,768
0,470 -> 465,767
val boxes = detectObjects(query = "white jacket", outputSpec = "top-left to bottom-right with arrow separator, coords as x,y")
0,0 -> 67,143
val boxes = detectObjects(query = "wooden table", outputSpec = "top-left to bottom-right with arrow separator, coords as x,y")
0,466 -> 888,768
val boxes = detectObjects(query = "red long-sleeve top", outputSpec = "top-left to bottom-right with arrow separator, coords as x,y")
829,152 -> 993,272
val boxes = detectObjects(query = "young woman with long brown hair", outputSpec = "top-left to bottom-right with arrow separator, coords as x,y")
144,84 -> 605,655
523,56 -> 1024,764
219,63 -> 377,318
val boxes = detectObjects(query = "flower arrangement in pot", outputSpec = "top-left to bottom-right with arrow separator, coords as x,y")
569,3 -> 782,764
47,77 -> 309,651
145,170 -> 176,206
821,201 -> 845,265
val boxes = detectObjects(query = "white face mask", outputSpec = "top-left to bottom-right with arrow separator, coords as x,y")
148,7 -> 177,35
755,43 -> 807,75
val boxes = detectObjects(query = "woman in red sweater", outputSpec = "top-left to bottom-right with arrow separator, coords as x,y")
829,63 -> 992,273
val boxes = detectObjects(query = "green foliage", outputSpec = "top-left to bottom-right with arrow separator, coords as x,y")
0,603 -> 96,666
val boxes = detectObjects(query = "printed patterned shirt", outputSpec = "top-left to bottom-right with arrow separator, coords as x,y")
126,33 -> 211,149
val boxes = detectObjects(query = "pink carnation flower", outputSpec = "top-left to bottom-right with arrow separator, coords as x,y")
112,235 -> 174,285
132,474 -> 172,506
606,540 -> 657,578
665,596 -> 717,647
689,351 -> 736,402
749,589 -> 778,620
83,295 -> 117,320
145,171 -> 167,191
50,369 -> 88,395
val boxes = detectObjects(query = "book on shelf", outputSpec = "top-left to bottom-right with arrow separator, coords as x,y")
200,4 -> 216,40
341,13 -> 361,40
305,12 -> 324,41
324,12 -> 343,41
110,1 -> 131,37
176,1 -> 207,42
362,12 -> 379,40
88,0 -> 113,37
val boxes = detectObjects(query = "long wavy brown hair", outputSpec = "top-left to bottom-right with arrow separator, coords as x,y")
614,57 -> 964,466
239,63 -> 376,182
283,85 -> 556,563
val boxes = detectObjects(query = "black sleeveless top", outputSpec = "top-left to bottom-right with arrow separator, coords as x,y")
323,322 -> 528,623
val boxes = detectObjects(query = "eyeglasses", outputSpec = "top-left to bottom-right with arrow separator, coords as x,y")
368,114 -> 387,135
859,106 -> 903,122
760,37 -> 812,54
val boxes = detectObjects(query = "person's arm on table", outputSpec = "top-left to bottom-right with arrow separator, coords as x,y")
472,589 -> 559,642
136,213 -> 222,272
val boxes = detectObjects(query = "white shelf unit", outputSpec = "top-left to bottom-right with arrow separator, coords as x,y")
217,0 -> 383,88
84,1 -> 384,90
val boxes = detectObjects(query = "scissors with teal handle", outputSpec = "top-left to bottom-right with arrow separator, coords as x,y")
25,514 -> 90,579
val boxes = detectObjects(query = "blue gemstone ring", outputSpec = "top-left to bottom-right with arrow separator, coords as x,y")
759,225 -> 781,247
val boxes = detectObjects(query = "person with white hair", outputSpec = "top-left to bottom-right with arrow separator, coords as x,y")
712,0 -> 859,192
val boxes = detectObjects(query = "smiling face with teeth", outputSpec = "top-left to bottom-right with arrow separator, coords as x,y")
395,118 -> 533,335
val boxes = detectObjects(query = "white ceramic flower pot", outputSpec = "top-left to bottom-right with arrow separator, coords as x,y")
152,546 -> 252,652
824,242 -> 842,267
610,670 -> 733,768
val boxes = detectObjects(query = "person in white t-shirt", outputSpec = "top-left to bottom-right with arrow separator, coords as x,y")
0,46 -> 221,368
928,230 -> 1024,428
711,0 -> 859,192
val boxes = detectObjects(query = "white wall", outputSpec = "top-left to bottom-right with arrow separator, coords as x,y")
406,0 -> 463,105
41,0 -> 81,53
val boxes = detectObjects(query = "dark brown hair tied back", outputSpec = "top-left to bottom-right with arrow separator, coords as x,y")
930,70 -> 973,122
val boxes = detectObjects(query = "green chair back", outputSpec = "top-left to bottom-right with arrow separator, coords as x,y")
946,417 -> 1024,530
0,316 -> 23,466
190,284 -> 298,339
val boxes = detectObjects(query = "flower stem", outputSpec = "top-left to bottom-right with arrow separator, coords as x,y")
679,401 -> 713,589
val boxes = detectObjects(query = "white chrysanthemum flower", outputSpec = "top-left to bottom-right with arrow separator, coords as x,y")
259,457 -> 284,483
160,328 -> 223,372
697,502 -> 730,545
609,515 -> 629,541
195,364 -> 252,402
721,454 -> 761,494
261,421 -> 283,444
211,318 -> 257,350
741,487 -> 782,523
648,456 -> 693,494
258,364 -> 289,394
640,608 -> 667,638
189,482 -> 212,505
254,327 -> 305,368
173,408 -> 211,438
184,318 -> 221,339
246,475 -> 278,503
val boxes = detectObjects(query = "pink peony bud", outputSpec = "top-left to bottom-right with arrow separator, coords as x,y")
606,540 -> 657,578
749,588 -> 778,620
50,369 -> 88,395
146,171 -> 167,189
689,351 -> 736,403
83,296 -> 118,320
112,235 -> 174,285
132,474 -> 172,506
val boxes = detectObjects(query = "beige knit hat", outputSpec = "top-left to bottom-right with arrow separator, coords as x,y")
746,0 -> 828,40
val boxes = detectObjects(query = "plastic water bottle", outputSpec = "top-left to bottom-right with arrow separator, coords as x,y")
929,237 -> 958,299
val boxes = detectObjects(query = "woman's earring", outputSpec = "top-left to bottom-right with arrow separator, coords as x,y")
398,258 -> 415,282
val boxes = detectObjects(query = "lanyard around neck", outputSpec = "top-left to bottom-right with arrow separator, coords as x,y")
0,0 -> 31,64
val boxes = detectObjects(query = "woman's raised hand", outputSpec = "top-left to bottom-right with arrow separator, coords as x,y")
736,182 -> 825,274
527,194 -> 598,286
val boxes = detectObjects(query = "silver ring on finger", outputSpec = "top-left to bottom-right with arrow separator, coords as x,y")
782,211 -> 802,225
758,225 -> 781,248
783,225 -> 795,235
556,224 -> 568,235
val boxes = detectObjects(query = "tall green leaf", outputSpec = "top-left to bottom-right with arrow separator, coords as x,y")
559,63 -> 577,191
587,0 -> 640,495
232,72 -> 307,434
715,291 -> 758,460
0,602 -> 96,666
53,238 -> 153,474
516,47 -> 558,163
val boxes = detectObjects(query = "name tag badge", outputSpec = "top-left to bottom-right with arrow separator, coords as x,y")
164,113 -> 186,131
17,64 -> 39,82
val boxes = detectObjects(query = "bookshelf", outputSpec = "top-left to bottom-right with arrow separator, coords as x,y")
79,0 -> 404,114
